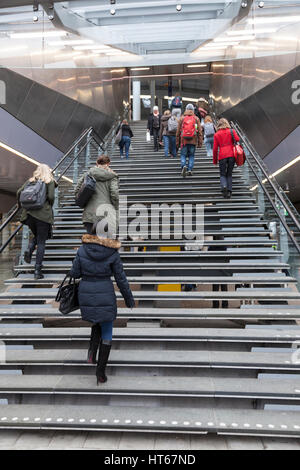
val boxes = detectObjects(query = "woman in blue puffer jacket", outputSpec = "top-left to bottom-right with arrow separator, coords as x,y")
70,228 -> 135,385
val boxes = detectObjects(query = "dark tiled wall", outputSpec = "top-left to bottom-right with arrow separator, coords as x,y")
0,68 -> 128,152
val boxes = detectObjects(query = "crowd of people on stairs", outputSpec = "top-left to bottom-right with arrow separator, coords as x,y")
15,94 -> 242,385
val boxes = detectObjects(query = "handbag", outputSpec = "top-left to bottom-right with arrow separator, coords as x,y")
75,173 -> 96,208
230,129 -> 245,166
55,273 -> 79,315
115,126 -> 122,144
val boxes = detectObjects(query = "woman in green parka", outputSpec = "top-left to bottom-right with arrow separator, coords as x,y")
17,164 -> 57,280
75,154 -> 119,235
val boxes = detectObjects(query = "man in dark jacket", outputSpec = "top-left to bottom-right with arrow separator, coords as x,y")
147,106 -> 161,152
75,155 -> 119,234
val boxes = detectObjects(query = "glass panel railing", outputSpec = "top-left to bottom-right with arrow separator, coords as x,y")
233,121 -> 300,288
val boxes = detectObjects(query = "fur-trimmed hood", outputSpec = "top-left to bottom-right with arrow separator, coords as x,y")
82,234 -> 121,250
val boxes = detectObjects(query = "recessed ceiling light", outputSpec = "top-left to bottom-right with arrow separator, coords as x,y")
110,8 -> 116,15
176,4 -> 182,11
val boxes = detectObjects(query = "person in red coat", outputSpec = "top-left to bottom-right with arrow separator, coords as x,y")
213,118 -> 240,199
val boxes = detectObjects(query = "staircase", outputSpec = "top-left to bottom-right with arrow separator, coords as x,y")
1,120 -> 300,441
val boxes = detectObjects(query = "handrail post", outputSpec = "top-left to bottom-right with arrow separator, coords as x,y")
19,224 -> 29,265
85,130 -> 92,170
53,169 -> 59,218
73,145 -> 79,183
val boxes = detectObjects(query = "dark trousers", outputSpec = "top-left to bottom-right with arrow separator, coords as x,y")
219,157 -> 235,192
26,215 -> 51,266
153,127 -> 160,151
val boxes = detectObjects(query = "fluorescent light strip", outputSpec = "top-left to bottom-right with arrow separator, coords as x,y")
250,155 -> 300,191
10,31 -> 67,39
130,67 -> 150,71
227,28 -> 277,35
73,45 -> 109,51
48,39 -> 94,47
0,141 -> 73,183
187,64 -> 207,68
248,16 -> 300,24
215,35 -> 255,42
110,69 -> 125,73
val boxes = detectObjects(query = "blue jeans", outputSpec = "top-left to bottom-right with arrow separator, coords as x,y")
163,135 -> 177,157
99,321 -> 113,341
163,135 -> 169,157
219,157 -> 235,191
119,136 -> 131,159
180,144 -> 196,171
169,135 -> 177,157
204,136 -> 214,157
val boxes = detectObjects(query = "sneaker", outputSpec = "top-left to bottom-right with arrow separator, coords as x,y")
187,171 -> 193,176
181,166 -> 187,178
226,190 -> 232,199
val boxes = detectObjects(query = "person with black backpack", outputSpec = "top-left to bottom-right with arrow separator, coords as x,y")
171,92 -> 182,118
17,164 -> 57,280
115,119 -> 134,160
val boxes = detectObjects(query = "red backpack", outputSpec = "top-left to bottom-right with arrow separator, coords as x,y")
181,115 -> 197,139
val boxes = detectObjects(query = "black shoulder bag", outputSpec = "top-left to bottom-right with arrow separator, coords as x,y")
55,273 -> 80,315
75,173 -> 96,208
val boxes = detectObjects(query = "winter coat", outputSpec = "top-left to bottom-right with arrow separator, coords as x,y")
176,110 -> 203,149
69,234 -> 135,324
147,113 -> 161,136
116,124 -> 133,139
213,128 -> 240,165
17,179 -> 57,225
75,166 -> 119,224
159,115 -> 171,140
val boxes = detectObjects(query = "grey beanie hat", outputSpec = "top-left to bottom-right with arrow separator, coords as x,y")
186,103 -> 194,111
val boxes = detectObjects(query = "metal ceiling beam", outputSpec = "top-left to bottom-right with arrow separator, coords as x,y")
83,4 -> 225,19
95,11 -> 218,26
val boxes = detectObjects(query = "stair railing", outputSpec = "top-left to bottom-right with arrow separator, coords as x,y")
0,116 -> 122,257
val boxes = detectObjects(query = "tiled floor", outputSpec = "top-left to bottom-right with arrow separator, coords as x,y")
0,430 -> 300,450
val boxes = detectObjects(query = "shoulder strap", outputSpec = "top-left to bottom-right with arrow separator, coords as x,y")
230,129 -> 236,145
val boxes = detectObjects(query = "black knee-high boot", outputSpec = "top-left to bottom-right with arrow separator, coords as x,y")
96,340 -> 111,385
87,324 -> 102,364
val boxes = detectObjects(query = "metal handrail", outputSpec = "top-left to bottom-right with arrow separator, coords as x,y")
232,121 -> 300,234
52,127 -> 93,173
0,105 -> 128,253
0,126 -> 94,236
229,121 -> 300,254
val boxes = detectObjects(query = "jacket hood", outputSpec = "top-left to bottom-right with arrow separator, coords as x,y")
81,234 -> 121,262
89,166 -> 118,182
82,234 -> 121,249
